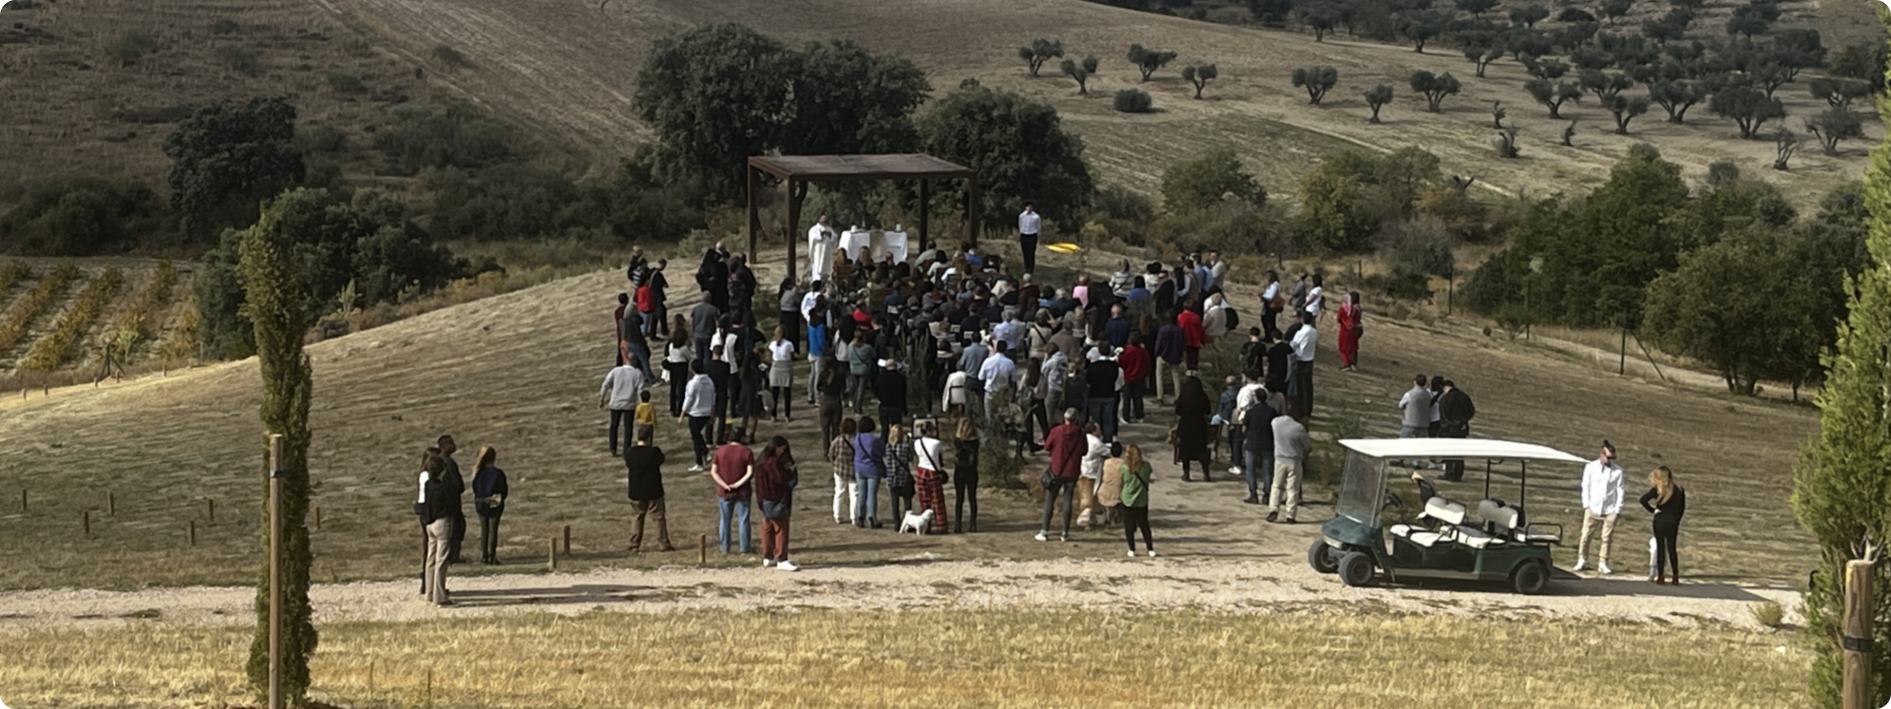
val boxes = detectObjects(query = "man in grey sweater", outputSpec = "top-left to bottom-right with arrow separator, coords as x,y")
1267,402 -> 1310,524
1396,373 -> 1431,469
690,297 -> 720,365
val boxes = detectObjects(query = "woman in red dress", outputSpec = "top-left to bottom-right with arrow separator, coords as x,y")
1336,293 -> 1362,372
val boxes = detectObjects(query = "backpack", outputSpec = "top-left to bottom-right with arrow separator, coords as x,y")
1222,304 -> 1240,330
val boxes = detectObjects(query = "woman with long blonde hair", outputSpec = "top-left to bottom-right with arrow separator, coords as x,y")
1638,466 -> 1687,584
1118,444 -> 1155,557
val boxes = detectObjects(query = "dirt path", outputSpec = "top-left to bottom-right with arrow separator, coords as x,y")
0,555 -> 1800,633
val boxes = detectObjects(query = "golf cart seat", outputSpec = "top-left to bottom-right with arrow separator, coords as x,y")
1479,499 -> 1562,544
1389,523 -> 1447,547
1422,496 -> 1467,525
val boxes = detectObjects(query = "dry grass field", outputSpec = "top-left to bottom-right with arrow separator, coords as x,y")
1,0 -> 1878,204
0,608 -> 1810,708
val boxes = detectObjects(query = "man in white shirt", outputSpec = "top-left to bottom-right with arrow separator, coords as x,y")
807,215 -> 837,283
599,363 -> 645,456
1076,423 -> 1111,529
1396,374 -> 1431,469
1208,251 -> 1228,292
1018,203 -> 1042,275
677,361 -> 717,472
1287,312 -> 1318,417
979,342 -> 1020,422
1574,441 -> 1625,574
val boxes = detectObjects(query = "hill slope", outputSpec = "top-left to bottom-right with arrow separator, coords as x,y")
0,0 -> 1877,205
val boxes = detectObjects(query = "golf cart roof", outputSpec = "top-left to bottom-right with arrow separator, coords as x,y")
1339,438 -> 1587,463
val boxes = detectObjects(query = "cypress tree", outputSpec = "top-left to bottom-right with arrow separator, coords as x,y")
1789,35 -> 1891,704
238,190 -> 321,705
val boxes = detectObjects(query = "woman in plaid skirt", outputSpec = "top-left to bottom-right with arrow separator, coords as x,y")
828,417 -> 857,524
914,421 -> 950,534
884,424 -> 917,522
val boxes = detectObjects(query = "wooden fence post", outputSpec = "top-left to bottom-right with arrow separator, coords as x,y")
563,525 -> 572,555
699,534 -> 708,566
547,538 -> 557,571
1843,558 -> 1875,709
188,520 -> 196,546
207,498 -> 215,524
19,488 -> 25,513
315,506 -> 322,532
108,491 -> 115,516
83,510 -> 90,536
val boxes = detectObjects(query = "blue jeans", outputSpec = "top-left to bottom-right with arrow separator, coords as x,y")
626,341 -> 657,381
854,476 -> 882,522
1088,397 -> 1118,442
1245,449 -> 1274,501
718,498 -> 751,553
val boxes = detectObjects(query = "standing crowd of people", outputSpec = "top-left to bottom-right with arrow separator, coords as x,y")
405,210 -> 1692,602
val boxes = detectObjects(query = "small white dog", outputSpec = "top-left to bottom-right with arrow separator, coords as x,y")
899,509 -> 935,535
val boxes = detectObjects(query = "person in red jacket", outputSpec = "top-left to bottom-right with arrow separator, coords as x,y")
1118,336 -> 1153,423
1038,408 -> 1085,542
1177,302 -> 1206,373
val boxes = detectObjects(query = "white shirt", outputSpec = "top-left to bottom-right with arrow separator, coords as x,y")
1235,382 -> 1266,419
1262,282 -> 1280,302
801,291 -> 822,323
942,371 -> 971,411
682,374 -> 716,418
770,339 -> 795,363
914,437 -> 945,472
1291,324 -> 1318,362
1306,286 -> 1325,318
1581,458 -> 1626,515
1019,210 -> 1042,235
600,365 -> 644,410
1081,434 -> 1109,479
979,353 -> 1018,393
416,470 -> 431,503
666,342 -> 691,364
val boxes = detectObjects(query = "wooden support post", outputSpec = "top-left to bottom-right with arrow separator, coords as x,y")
1843,559 -> 1874,709
699,534 -> 708,565
563,525 -> 572,555
547,538 -> 558,571
746,163 -> 760,263
268,433 -> 284,709
966,176 -> 981,250
918,179 -> 931,254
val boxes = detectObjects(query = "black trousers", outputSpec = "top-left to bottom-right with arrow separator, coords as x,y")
1020,233 -> 1039,274
689,415 -> 713,465
780,310 -> 801,353
447,508 -> 466,562
1121,505 -> 1153,551
955,474 -> 979,530
479,513 -> 501,561
666,361 -> 690,416
609,408 -> 633,453
1653,521 -> 1681,578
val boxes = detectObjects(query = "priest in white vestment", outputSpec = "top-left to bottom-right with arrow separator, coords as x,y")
807,215 -> 837,283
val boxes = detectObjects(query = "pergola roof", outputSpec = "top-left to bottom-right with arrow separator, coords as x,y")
748,154 -> 976,182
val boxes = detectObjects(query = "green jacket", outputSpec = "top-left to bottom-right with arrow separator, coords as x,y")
1120,461 -> 1152,508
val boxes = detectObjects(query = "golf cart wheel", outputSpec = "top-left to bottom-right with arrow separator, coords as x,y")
1308,540 -> 1339,574
1512,561 -> 1549,595
1337,551 -> 1376,587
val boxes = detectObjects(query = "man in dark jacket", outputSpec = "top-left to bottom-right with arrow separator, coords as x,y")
420,456 -> 454,606
874,358 -> 909,431
648,259 -> 670,338
818,353 -> 847,446
1437,380 -> 1476,481
624,433 -> 674,552
1153,317 -> 1185,403
437,435 -> 467,565
1242,395 -> 1278,505
1084,346 -> 1122,443
697,243 -> 730,311
1038,409 -> 1085,542
707,348 -> 733,446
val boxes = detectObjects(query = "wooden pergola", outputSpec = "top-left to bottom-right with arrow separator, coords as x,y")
746,154 -> 979,278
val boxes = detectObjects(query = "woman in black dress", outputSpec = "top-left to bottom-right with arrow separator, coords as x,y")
1173,375 -> 1214,482
1639,465 -> 1687,585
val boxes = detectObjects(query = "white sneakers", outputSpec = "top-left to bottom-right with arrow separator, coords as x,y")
1571,559 -> 1586,572
776,560 -> 800,572
1571,559 -> 1614,574
687,464 -> 705,473
1127,550 -> 1137,558
1228,466 -> 1242,475
1598,562 -> 1613,575
1148,550 -> 1157,558
1034,532 -> 1049,542
763,559 -> 775,568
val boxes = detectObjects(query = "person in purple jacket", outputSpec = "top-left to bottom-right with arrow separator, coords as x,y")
1153,315 -> 1186,403
851,416 -> 886,529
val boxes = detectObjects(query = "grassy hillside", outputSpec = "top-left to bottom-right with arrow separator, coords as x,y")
0,0 -> 1877,208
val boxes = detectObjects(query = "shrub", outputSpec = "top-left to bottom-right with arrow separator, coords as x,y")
1751,600 -> 1784,629
0,177 -> 169,256
372,103 -> 515,175
106,31 -> 159,67
432,44 -> 470,68
19,268 -> 125,372
1160,147 -> 1265,213
0,261 -> 30,294
216,43 -> 259,75
325,71 -> 367,94
1113,88 -> 1154,113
